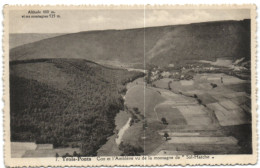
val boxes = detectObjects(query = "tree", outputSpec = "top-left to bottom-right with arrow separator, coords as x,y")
168,81 -> 172,90
145,69 -> 152,84
133,107 -> 140,114
210,83 -> 217,88
73,151 -> 78,157
197,99 -> 202,105
62,153 -> 72,158
164,132 -> 169,141
161,117 -> 168,125
119,142 -> 144,156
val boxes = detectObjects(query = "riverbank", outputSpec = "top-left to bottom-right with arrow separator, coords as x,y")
97,111 -> 131,156
97,77 -> 143,156
115,118 -> 132,145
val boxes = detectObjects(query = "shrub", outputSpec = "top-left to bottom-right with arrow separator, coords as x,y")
119,142 -> 144,156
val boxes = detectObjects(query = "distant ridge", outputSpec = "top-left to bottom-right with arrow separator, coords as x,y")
10,19 -> 250,67
9,33 -> 64,49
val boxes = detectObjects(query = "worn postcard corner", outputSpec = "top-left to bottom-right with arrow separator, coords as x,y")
3,4 -> 257,167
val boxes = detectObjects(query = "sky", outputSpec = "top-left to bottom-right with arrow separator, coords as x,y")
9,8 -> 251,33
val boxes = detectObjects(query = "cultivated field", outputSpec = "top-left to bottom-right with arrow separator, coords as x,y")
149,73 -> 251,155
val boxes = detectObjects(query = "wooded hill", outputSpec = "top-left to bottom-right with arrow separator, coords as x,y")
10,19 -> 250,67
10,58 -> 144,156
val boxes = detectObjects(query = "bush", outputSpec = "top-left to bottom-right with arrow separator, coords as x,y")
119,142 -> 144,156
164,132 -> 169,141
210,83 -> 217,88
161,117 -> 168,125
197,98 -> 202,104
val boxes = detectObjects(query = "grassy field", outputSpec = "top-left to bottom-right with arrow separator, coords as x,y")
22,147 -> 80,157
197,93 -> 218,104
115,111 -> 131,131
11,142 -> 37,158
155,105 -> 187,125
125,83 -> 165,119
11,142 -> 80,158
144,88 -> 166,121
119,78 -> 168,154
125,85 -> 145,113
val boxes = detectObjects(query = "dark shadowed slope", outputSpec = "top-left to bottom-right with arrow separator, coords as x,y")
10,20 -> 250,66
145,19 -> 251,66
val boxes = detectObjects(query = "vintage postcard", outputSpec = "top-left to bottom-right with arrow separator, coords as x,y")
3,5 -> 257,167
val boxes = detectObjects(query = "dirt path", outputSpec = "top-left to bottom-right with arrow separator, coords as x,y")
115,118 -> 132,145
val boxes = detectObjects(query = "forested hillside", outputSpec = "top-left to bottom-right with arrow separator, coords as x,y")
10,20 -> 250,66
10,59 -> 144,156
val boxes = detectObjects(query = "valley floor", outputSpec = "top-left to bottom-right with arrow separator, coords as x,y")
12,72 -> 251,157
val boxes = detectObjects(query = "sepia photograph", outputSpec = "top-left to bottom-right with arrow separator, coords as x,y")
3,5 -> 257,166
